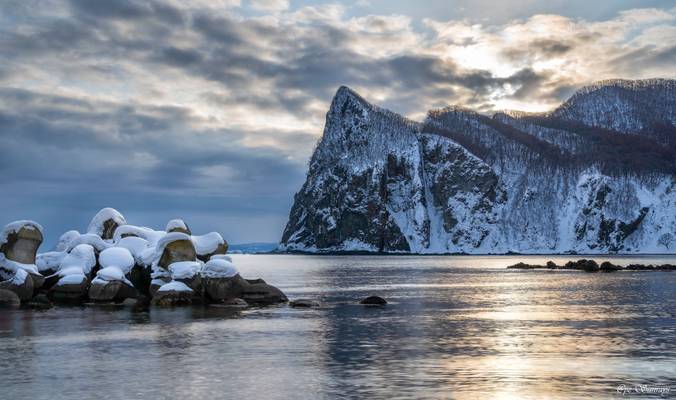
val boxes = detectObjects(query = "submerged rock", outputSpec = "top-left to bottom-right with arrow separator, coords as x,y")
290,299 -> 320,308
0,270 -> 35,301
507,262 -> 541,269
0,288 -> 20,308
600,261 -> 623,272
360,296 -> 387,305
151,281 -> 194,306
49,274 -> 89,302
25,294 -> 53,310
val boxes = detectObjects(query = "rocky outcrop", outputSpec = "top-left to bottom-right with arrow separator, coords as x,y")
507,259 -> 675,272
0,208 -> 287,308
280,80 -> 676,254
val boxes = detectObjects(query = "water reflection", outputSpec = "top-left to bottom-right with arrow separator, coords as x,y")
0,255 -> 675,400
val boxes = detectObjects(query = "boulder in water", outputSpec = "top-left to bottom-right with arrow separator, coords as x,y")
0,269 -> 35,301
0,289 -> 20,308
360,296 -> 387,305
151,280 -> 193,306
290,299 -> 320,308
600,261 -> 623,272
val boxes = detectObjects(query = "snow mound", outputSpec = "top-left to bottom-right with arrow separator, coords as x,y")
65,233 -> 111,252
116,236 -> 150,264
57,273 -> 86,286
210,254 -> 232,262
158,280 -> 193,292
168,261 -> 201,279
1,220 -> 43,246
191,232 -> 224,256
113,225 -> 165,246
54,230 -> 80,252
59,244 -> 96,274
87,208 -> 126,236
36,251 -> 66,273
99,247 -> 135,274
166,219 -> 188,232
202,258 -> 238,278
95,266 -> 132,286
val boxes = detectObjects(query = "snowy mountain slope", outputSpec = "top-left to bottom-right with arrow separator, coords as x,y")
280,79 -> 676,254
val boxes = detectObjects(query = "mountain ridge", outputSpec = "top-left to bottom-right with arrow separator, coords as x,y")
280,79 -> 676,254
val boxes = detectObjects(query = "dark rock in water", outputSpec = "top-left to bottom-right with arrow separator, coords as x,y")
128,265 -> 152,296
600,261 -> 623,272
151,289 -> 193,307
210,297 -> 248,308
88,280 -> 138,303
578,259 -> 599,272
626,264 -> 654,270
0,289 -> 20,308
563,259 -> 599,272
48,277 -> 89,303
546,261 -> 558,269
203,276 -> 239,303
360,296 -> 387,305
507,262 -> 541,269
290,299 -> 320,308
0,271 -> 35,301
25,294 -> 52,310
132,295 -> 150,312
657,264 -> 676,271
237,278 -> 288,305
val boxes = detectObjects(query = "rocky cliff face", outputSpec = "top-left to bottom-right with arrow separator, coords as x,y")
280,80 -> 676,254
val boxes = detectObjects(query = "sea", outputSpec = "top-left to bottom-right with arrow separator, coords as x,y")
1,254 -> 675,399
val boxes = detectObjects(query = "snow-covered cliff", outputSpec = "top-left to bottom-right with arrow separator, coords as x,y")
279,80 -> 676,254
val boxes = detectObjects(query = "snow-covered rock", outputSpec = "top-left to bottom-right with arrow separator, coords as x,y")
87,207 -> 126,239
202,258 -> 238,278
98,247 -> 135,274
166,219 -> 191,234
59,244 -> 97,274
168,261 -> 201,280
191,232 -> 227,259
54,230 -> 80,252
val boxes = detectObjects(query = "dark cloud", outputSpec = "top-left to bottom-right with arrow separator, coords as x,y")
0,87 -> 306,246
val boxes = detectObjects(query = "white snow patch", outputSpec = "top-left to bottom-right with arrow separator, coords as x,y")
191,232 -> 225,256
99,247 -> 135,274
158,280 -> 193,292
56,273 -> 86,286
202,258 -> 238,278
168,261 -> 201,279
55,230 -> 80,251
36,251 -> 66,273
166,219 -> 188,232
59,244 -> 96,274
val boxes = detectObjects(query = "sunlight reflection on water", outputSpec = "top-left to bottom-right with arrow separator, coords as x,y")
1,254 -> 675,399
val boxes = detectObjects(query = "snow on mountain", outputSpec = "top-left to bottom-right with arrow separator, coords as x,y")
280,79 -> 676,254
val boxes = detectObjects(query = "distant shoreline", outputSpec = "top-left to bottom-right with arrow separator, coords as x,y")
266,250 -> 676,257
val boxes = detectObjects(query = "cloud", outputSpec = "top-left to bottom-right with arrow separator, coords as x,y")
248,0 -> 289,13
0,0 -> 675,245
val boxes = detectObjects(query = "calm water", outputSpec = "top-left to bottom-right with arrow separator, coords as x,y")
1,255 -> 675,399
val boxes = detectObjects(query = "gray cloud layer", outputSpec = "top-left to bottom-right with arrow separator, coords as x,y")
1,0 -> 675,246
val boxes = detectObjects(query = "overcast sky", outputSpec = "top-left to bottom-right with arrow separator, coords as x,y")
1,0 -> 675,248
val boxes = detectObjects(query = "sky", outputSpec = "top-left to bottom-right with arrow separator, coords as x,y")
1,0 -> 675,248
